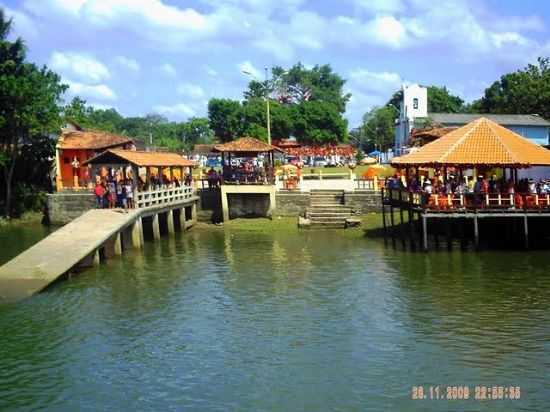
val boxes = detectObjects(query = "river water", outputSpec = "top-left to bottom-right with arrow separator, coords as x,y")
0,223 -> 549,411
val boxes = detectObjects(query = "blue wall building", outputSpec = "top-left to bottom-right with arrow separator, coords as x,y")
427,113 -> 550,146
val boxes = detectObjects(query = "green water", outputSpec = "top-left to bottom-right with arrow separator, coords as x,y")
0,223 -> 549,411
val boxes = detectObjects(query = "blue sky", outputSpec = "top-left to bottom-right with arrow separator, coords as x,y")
2,0 -> 549,127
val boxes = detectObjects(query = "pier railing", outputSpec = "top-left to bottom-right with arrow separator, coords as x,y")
383,188 -> 550,211
135,185 -> 193,209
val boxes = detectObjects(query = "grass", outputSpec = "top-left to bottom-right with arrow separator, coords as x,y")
199,213 -> 386,239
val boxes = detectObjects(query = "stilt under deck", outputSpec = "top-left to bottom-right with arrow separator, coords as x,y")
382,188 -> 550,251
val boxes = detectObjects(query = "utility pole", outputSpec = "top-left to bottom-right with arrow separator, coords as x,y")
265,66 -> 271,146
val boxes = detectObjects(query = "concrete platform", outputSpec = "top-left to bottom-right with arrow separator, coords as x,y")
0,209 -> 139,304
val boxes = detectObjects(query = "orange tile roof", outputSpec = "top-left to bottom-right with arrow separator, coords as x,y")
392,117 -> 550,167
58,130 -> 133,150
213,137 -> 284,153
84,149 -> 195,167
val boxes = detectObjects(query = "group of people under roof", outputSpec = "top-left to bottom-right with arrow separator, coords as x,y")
220,158 -> 273,185
93,167 -> 193,209
386,172 -> 550,208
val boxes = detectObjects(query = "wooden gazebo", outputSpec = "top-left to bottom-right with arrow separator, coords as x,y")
392,117 -> 550,181
212,137 -> 283,184
84,149 -> 195,188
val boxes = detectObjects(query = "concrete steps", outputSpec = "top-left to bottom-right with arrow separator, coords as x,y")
302,190 -> 355,229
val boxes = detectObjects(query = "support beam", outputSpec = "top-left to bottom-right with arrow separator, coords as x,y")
167,210 -> 175,234
179,207 -> 186,231
524,215 -> 529,250
93,249 -> 100,266
422,215 -> 428,251
473,215 -> 479,249
152,214 -> 161,240
132,218 -> 143,248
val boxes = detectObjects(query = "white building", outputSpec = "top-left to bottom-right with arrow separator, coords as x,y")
394,84 -> 428,155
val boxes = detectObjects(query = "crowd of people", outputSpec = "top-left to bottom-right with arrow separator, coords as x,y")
386,173 -> 550,208
94,177 -> 136,209
93,169 -> 193,209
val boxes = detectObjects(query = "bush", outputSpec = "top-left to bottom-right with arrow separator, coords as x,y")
12,183 -> 47,217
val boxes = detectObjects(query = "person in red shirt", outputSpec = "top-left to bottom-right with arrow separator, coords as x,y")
94,181 -> 105,208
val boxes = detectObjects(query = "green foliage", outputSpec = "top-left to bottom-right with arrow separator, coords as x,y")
209,63 -> 350,144
0,9 -> 67,216
355,149 -> 365,162
360,106 -> 397,151
478,57 -> 550,119
208,98 -> 243,142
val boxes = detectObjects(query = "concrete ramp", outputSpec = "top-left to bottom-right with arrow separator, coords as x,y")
0,209 -> 139,304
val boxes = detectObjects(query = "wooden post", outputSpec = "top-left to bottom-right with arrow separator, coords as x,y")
524,215 -> 529,249
422,215 -> 428,251
152,213 -> 161,240
474,215 -> 479,250
399,190 -> 405,249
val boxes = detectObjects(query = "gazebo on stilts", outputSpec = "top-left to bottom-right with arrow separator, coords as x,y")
385,117 -> 550,251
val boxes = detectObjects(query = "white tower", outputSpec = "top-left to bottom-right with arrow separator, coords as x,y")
394,84 -> 427,155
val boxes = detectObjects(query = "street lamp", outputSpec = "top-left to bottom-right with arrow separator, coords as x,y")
242,67 -> 271,145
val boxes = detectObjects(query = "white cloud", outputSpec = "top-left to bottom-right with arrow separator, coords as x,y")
177,83 -> 205,99
66,80 -> 117,101
50,51 -> 110,83
349,69 -> 403,95
364,15 -> 408,48
114,56 -> 140,72
160,63 -> 177,77
88,102 -> 117,111
153,103 -> 196,119
238,61 -> 261,79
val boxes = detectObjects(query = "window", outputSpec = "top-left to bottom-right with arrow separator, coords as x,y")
413,98 -> 419,109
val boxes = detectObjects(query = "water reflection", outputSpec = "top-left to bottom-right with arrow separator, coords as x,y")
0,225 -> 548,411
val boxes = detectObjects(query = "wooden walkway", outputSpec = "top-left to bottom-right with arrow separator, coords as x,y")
0,209 -> 139,304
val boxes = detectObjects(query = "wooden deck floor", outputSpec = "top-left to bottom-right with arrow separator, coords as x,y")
0,209 -> 139,304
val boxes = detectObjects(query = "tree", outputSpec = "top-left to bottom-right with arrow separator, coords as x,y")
477,57 -> 550,119
208,98 -> 243,142
0,10 -> 67,216
176,117 -> 214,150
237,63 -> 351,142
293,101 -> 348,144
360,106 -> 397,152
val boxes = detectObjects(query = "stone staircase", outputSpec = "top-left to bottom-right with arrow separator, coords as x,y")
304,190 -> 353,229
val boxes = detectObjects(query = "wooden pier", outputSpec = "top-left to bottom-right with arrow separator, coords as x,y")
382,188 -> 550,251
0,186 -> 198,304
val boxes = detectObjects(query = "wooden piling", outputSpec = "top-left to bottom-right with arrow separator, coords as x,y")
422,215 -> 428,251
132,218 -> 143,249
524,215 -> 529,250
473,215 -> 479,249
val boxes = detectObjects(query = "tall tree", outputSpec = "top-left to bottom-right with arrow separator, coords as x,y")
477,57 -> 550,119
208,98 -> 243,142
0,10 -> 66,216
360,106 -> 398,152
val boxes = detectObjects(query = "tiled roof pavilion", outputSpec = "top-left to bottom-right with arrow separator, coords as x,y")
213,137 -> 284,154
84,149 -> 195,168
392,117 -> 550,168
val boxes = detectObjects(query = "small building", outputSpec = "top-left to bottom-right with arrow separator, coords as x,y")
394,84 -> 550,154
55,122 -> 134,190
